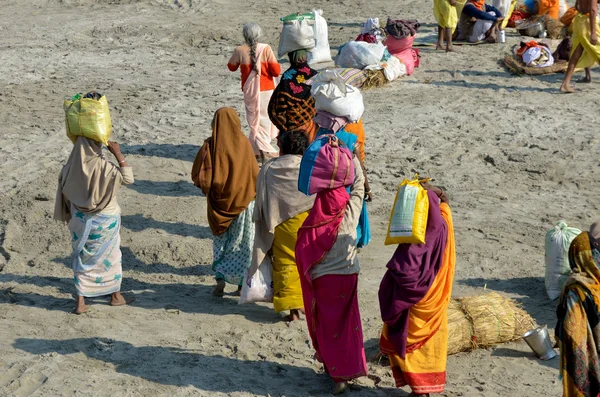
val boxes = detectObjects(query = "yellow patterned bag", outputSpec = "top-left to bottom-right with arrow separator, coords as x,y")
64,94 -> 112,145
385,175 -> 429,245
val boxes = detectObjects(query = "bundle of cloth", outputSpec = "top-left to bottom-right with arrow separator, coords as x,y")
516,40 -> 555,67
384,18 -> 420,75
356,17 -> 385,44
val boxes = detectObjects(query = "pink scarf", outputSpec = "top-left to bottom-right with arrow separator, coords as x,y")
296,187 -> 350,279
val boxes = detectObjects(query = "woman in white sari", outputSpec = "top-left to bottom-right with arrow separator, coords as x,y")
55,138 -> 134,314
228,22 -> 281,161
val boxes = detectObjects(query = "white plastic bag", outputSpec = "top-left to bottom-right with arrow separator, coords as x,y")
311,70 -> 365,123
308,9 -> 332,65
278,18 -> 315,58
545,220 -> 581,300
382,56 -> 406,81
239,262 -> 274,304
492,0 -> 511,19
336,41 -> 386,69
559,0 -> 568,17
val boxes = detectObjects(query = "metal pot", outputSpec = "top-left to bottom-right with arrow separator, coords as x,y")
522,325 -> 557,360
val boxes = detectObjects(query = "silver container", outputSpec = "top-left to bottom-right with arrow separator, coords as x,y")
497,30 -> 506,43
540,30 -> 547,39
522,325 -> 557,360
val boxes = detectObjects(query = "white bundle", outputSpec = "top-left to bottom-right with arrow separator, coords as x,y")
310,70 -> 364,123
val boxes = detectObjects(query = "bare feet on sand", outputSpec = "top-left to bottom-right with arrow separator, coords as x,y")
559,83 -> 575,93
333,382 -> 347,395
213,280 -> 226,297
110,292 -> 135,307
577,77 -> 592,83
285,309 -> 301,321
74,296 -> 88,315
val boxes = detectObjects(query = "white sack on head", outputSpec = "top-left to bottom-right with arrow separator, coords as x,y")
307,9 -> 332,64
310,70 -> 364,122
278,18 -> 315,58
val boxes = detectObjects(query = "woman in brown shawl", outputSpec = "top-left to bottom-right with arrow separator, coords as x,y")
54,138 -> 134,315
192,107 -> 259,297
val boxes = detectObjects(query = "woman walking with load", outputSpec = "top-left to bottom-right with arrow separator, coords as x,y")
192,108 -> 258,297
267,49 -> 318,142
54,136 -> 134,315
295,135 -> 368,394
556,223 -> 600,396
228,22 -> 281,161
378,183 -> 455,396
252,130 -> 314,321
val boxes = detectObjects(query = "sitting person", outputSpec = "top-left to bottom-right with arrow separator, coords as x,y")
556,222 -> 600,395
252,130 -> 314,321
458,0 -> 504,42
531,0 -> 560,19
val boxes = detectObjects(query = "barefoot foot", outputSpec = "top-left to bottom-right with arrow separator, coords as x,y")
110,292 -> 135,307
576,77 -> 592,83
560,84 -> 575,93
333,382 -> 347,395
213,280 -> 226,297
284,309 -> 301,322
74,296 -> 88,315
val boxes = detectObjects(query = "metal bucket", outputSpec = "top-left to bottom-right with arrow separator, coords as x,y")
522,325 -> 557,360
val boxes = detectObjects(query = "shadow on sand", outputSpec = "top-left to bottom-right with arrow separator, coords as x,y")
125,180 -> 202,198
120,143 -> 198,162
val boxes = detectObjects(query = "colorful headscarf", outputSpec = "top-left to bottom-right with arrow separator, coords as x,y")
556,229 -> 600,397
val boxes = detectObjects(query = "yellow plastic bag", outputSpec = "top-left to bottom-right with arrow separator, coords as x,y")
384,175 -> 429,245
64,95 -> 112,145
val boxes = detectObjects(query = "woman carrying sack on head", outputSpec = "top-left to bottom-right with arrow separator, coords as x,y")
191,108 -> 259,297
295,136 -> 368,395
54,134 -> 135,315
378,183 -> 455,396
228,22 -> 281,162
267,49 -> 319,143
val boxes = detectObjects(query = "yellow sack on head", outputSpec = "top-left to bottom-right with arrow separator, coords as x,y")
384,176 -> 429,245
64,95 -> 112,145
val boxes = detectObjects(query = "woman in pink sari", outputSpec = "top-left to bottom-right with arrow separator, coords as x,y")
295,135 -> 368,394
228,23 -> 281,161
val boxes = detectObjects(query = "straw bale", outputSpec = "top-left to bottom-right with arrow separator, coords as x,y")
447,299 -> 474,355
362,69 -> 388,90
447,292 -> 537,355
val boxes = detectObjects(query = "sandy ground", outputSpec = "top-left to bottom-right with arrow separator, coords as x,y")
1,0 -> 600,396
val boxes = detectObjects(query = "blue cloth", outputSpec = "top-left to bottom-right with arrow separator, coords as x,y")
462,3 -> 502,20
356,201 -> 371,248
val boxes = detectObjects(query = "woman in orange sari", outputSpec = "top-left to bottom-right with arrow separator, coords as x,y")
379,183 -> 455,396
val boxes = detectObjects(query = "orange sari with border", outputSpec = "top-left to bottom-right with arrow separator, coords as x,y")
380,202 -> 456,394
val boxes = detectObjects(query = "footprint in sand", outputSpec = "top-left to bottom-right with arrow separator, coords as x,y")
0,219 -> 11,271
0,362 -> 48,397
